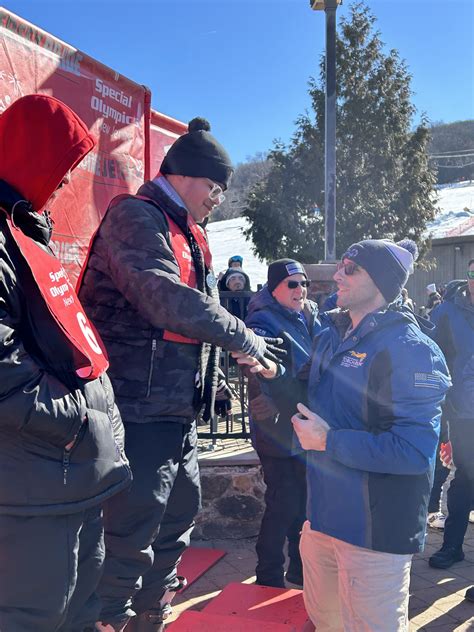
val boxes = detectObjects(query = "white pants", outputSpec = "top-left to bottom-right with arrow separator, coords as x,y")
300,521 -> 412,632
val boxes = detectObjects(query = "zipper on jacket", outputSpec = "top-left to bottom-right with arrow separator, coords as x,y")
61,421 -> 86,485
146,338 -> 157,398
62,450 -> 70,486
101,375 -> 121,459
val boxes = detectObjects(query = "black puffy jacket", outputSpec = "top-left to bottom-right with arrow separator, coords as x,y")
79,180 -> 256,424
0,210 -> 131,516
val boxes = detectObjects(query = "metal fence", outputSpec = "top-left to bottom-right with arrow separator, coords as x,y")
197,291 -> 254,441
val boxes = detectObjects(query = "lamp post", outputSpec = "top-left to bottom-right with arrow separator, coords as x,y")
310,0 -> 341,262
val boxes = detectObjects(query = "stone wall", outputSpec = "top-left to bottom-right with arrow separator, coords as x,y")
193,464 -> 265,540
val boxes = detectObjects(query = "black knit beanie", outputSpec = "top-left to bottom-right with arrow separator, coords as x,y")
342,238 -> 419,302
160,117 -> 233,190
267,259 -> 307,293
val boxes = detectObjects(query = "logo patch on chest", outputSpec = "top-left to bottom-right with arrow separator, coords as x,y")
341,350 -> 367,368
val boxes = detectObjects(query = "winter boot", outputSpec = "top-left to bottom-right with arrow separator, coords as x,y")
285,557 -> 303,587
126,576 -> 187,632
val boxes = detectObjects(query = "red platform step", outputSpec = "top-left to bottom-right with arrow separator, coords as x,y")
167,610 -> 296,631
203,582 -> 308,629
176,546 -> 226,592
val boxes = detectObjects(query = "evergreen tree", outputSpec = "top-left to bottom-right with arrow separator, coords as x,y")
242,2 -> 437,262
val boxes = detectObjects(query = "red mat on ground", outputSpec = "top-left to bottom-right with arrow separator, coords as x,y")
203,582 -> 308,629
177,547 -> 226,592
167,610 -> 296,631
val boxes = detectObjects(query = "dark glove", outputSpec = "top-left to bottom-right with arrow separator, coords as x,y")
214,376 -> 233,418
241,330 -> 286,370
216,375 -> 233,399
214,399 -> 232,418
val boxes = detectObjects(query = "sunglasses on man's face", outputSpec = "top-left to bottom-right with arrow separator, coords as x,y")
337,261 -> 360,276
287,279 -> 310,289
467,270 -> 474,280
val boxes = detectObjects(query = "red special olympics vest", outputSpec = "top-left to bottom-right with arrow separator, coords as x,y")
3,213 -> 109,379
78,193 -> 213,346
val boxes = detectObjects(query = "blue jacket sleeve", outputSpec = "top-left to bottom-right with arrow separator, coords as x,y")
325,337 -> 451,475
463,355 -> 474,411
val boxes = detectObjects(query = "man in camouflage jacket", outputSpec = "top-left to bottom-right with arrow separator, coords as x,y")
79,118 -> 280,632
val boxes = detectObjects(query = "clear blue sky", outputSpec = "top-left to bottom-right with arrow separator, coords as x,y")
4,0 -> 474,164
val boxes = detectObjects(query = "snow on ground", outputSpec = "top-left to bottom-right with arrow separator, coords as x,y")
207,181 -> 474,280
428,181 -> 474,239
207,216 -> 268,290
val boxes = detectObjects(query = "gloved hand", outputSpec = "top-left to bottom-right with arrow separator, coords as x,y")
214,399 -> 232,418
440,441 -> 453,468
242,331 -> 286,370
214,376 -> 233,418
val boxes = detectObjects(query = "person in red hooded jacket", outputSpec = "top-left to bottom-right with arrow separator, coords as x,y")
0,94 -> 131,631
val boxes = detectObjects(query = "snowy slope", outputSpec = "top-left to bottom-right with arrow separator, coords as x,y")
428,181 -> 474,238
207,181 -> 474,283
207,216 -> 267,290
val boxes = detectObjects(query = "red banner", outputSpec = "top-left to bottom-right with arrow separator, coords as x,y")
149,110 -> 188,180
0,8 -> 186,283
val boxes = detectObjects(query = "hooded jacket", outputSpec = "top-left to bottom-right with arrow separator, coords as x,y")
264,307 -> 450,554
78,179 -> 259,425
245,286 -> 320,457
430,283 -> 474,419
0,95 -> 130,515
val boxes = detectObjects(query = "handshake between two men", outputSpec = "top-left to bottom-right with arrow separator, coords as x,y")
231,348 -> 330,452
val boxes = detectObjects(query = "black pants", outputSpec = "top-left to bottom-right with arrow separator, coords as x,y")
255,452 -> 307,586
443,418 -> 474,550
0,506 -> 104,632
428,441 -> 449,513
98,421 -> 201,626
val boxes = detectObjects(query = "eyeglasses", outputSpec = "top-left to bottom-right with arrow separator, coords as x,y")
208,183 -> 225,205
337,261 -> 360,276
287,280 -> 310,289
467,270 -> 474,280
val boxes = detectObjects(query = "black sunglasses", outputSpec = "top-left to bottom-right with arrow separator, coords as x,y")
337,261 -> 360,276
467,270 -> 474,280
287,279 -> 310,289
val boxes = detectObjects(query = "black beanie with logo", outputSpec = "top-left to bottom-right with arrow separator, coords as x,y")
267,259 -> 307,293
160,117 -> 234,190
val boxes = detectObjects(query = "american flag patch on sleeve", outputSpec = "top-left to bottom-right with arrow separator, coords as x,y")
414,372 -> 442,389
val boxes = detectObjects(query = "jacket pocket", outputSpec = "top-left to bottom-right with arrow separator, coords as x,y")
62,421 -> 87,486
21,409 -> 122,504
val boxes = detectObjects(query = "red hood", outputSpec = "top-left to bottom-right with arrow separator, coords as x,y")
0,94 -> 96,212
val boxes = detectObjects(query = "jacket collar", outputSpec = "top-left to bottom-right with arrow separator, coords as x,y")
326,305 -> 421,354
137,180 -> 189,232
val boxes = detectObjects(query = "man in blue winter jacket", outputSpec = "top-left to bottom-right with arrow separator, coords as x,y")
428,259 -> 474,570
245,259 -> 320,588
233,239 -> 451,632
